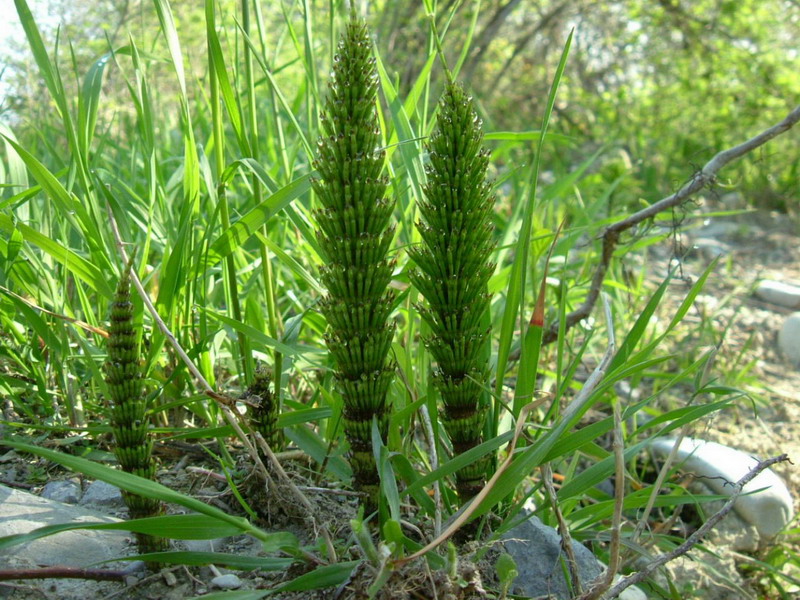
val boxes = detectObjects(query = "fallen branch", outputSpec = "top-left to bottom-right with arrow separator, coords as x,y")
529,104 -> 800,348
602,453 -> 790,599
0,563 -> 141,582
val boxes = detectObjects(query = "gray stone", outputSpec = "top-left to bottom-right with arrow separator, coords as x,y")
79,479 -> 124,508
41,479 -> 81,504
211,573 -> 243,590
650,437 -> 794,538
779,312 -> 800,365
0,484 -> 135,599
690,237 -> 730,260
755,280 -> 800,309
500,511 -> 651,600
501,513 -> 602,599
696,220 -> 746,239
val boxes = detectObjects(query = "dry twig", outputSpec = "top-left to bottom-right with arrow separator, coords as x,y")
542,461 -> 582,594
0,563 -> 142,582
508,104 -> 800,354
602,454 -> 790,599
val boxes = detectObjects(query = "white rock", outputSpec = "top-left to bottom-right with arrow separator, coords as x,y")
0,484 -> 135,599
614,575 -> 648,600
650,437 -> 794,537
211,574 -> 243,590
756,280 -> 800,309
779,313 -> 800,364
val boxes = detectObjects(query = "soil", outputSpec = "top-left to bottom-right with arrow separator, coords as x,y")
628,200 -> 800,599
1,200 -> 799,599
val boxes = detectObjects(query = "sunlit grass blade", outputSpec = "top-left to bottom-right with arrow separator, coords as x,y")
494,30 -> 573,408
0,214 -> 112,297
112,551 -> 294,570
0,514 -> 247,552
205,171 -> 313,268
3,440 -> 277,544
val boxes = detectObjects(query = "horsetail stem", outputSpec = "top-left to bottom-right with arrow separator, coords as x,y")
410,83 -> 496,501
312,13 -> 396,508
246,366 -> 284,454
106,256 -> 168,554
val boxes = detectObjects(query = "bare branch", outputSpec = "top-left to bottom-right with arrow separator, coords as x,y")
543,462 -> 582,594
602,454 -> 790,599
578,396 -> 625,600
540,104 -> 800,346
0,564 -> 141,582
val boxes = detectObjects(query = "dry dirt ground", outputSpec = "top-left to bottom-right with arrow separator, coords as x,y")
636,204 -> 800,599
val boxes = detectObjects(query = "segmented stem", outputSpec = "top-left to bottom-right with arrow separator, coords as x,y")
247,366 -> 284,454
410,83 -> 495,500
312,14 -> 396,508
106,258 -> 167,553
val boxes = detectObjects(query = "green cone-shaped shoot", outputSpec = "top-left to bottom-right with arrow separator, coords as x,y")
312,14 -> 395,506
246,366 -> 284,454
410,83 -> 495,500
105,259 -> 167,554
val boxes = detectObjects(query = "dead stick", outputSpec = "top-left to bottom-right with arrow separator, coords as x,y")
507,104 -> 800,359
542,462 -> 582,595
0,564 -> 141,582
578,398 -> 625,600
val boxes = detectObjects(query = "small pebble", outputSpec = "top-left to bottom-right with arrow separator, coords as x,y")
211,574 -> 243,590
162,570 -> 178,586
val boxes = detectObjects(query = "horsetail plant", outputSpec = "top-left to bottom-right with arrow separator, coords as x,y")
105,257 -> 167,554
246,366 -> 284,455
312,13 -> 396,508
410,83 -> 496,501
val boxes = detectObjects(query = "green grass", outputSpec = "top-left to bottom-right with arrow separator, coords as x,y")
0,0 -> 786,597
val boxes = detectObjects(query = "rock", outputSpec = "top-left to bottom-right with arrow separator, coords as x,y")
79,479 -> 125,508
163,569 -> 178,586
755,280 -> 800,309
502,513 -> 601,599
685,480 -> 761,553
649,437 -> 794,538
614,576 -> 648,600
779,313 -> 800,364
41,479 -> 81,504
696,220 -> 746,239
500,513 -> 651,599
182,537 -> 231,553
211,573 -> 243,590
689,237 -> 730,260
0,484 -> 134,599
